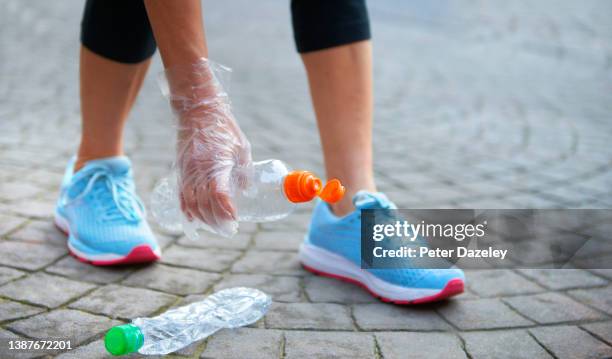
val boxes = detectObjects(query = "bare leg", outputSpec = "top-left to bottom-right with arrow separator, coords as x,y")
301,41 -> 376,216
77,46 -> 151,171
78,0 -> 207,173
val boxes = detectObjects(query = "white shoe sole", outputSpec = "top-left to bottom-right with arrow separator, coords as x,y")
54,210 -> 161,265
299,241 -> 464,304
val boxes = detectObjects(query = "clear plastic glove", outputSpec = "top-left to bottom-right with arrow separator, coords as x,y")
161,58 -> 252,237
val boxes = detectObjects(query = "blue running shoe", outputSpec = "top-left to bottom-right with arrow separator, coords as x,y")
300,191 -> 465,304
54,156 -> 161,265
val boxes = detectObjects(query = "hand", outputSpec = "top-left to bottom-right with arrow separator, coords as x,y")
165,59 -> 252,237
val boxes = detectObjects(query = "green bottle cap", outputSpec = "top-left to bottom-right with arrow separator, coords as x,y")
104,324 -> 144,356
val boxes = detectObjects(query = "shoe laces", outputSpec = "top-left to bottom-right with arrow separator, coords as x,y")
68,165 -> 145,223
353,191 -> 396,222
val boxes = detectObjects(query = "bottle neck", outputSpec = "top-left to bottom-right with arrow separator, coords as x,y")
104,324 -> 144,355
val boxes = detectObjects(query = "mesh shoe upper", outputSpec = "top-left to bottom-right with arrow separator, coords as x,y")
306,191 -> 465,289
56,156 -> 158,256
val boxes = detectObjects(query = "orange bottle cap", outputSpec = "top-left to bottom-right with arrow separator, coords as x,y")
284,171 -> 345,204
284,171 -> 322,203
318,178 -> 345,203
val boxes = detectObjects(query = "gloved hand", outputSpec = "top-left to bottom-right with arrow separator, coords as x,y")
163,58 -> 252,237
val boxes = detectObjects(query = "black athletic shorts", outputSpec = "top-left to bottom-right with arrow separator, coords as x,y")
81,0 -> 371,63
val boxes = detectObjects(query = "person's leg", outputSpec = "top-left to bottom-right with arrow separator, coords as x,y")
301,41 -> 376,216
77,48 -> 151,171
79,0 -> 211,174
292,0 -> 466,304
77,0 -> 157,171
55,0 -> 161,266
291,0 -> 375,216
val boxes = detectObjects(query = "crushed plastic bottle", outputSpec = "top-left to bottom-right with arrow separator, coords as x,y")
151,159 -> 345,239
104,287 -> 271,356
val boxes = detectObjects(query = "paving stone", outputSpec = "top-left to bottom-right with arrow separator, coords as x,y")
589,269 -> 612,280
231,251 -> 302,275
0,272 -> 96,308
0,213 -> 26,236
504,292 -> 606,324
253,231 -> 304,251
285,331 -> 374,359
502,194 -> 565,209
304,276 -> 375,303
17,168 -> 62,188
201,328 -> 282,359
176,294 -> 209,306
55,339 -> 164,359
517,268 -> 608,290
0,266 -> 25,285
572,252 -> 612,269
177,232 -> 251,250
466,270 -> 545,297
46,256 -> 132,284
259,213 -> 310,232
55,340 -> 110,359
149,231 -> 175,249
214,274 -> 301,302
572,237 -> 612,259
568,285 -> 612,315
4,0 -> 612,355
581,321 -> 612,346
0,299 -> 45,322
0,240 -> 67,271
161,245 -> 241,272
530,325 -> 612,359
234,221 -> 258,233
353,303 -> 451,330
438,298 -> 533,330
0,328 -> 38,359
266,302 -> 353,330
456,288 -> 480,300
462,330 -> 552,359
175,341 -> 202,357
122,264 -> 221,295
376,332 -> 467,359
9,199 -> 55,219
580,222 -> 612,240
8,220 -> 66,247
69,284 -> 177,319
7,309 -> 121,346
0,182 -> 43,202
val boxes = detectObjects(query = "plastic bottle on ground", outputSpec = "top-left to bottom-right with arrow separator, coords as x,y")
104,287 -> 271,356
151,159 -> 345,239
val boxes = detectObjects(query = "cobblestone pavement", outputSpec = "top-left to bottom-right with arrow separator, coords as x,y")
1,0 -> 612,358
